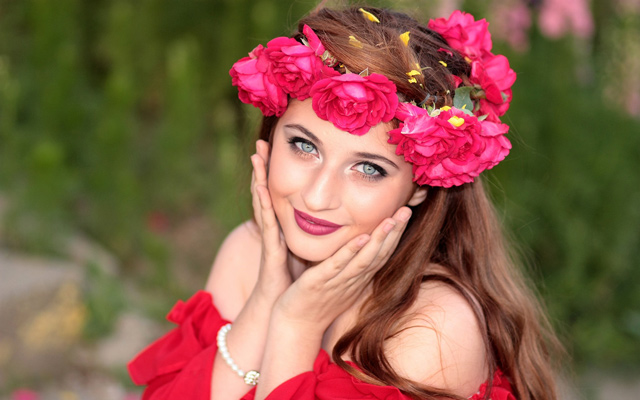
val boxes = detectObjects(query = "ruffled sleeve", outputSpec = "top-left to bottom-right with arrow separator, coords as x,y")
240,349 -> 413,400
241,350 -> 516,400
128,291 -> 516,400
127,290 -> 230,400
469,370 -> 516,400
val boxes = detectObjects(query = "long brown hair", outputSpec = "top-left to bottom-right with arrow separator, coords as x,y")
259,6 -> 562,400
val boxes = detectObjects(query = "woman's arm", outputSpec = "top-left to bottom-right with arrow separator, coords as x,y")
206,221 -> 281,399
254,206 -> 412,399
207,140 -> 296,399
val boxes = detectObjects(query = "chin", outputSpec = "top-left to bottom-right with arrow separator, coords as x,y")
283,234 -> 340,263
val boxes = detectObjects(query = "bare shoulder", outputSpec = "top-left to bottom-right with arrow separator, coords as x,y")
204,220 -> 262,321
384,279 -> 488,397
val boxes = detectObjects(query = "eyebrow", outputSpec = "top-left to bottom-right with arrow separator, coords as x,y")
354,152 -> 399,169
283,123 -> 400,170
283,124 -> 322,145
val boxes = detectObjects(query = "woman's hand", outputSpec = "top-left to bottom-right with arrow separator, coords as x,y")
272,206 -> 412,333
250,139 -> 293,301
254,207 -> 412,399
211,140 -> 294,399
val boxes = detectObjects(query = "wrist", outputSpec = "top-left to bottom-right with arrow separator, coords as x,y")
270,305 -> 327,341
251,281 -> 284,306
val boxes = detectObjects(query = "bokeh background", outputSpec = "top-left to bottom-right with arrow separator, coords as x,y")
1,0 -> 639,399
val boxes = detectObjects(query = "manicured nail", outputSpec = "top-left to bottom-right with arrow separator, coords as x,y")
383,220 -> 396,233
357,235 -> 370,246
399,209 -> 412,222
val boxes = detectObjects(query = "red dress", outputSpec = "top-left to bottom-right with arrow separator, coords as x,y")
128,291 -> 516,400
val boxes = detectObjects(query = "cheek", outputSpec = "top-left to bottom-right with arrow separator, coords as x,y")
267,150 -> 301,200
345,184 -> 411,229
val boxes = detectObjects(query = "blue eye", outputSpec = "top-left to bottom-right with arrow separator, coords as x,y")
362,164 -> 377,175
299,142 -> 315,153
354,162 -> 386,181
287,136 -> 318,157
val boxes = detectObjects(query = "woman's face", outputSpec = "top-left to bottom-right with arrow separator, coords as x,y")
267,99 -> 426,262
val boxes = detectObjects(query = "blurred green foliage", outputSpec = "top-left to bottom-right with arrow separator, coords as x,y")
0,0 -> 639,372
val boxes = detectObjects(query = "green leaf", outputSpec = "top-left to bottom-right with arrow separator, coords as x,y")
454,86 -> 474,112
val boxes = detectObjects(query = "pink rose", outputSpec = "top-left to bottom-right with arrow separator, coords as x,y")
310,73 -> 398,136
469,54 -> 516,121
303,24 -> 326,58
394,102 -> 428,121
428,10 -> 493,60
388,107 -> 510,187
229,44 -> 288,117
266,32 -> 338,100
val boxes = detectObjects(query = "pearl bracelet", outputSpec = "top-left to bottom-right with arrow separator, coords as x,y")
216,323 -> 260,386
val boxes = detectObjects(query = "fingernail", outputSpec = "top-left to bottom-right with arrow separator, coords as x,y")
383,220 -> 396,233
399,209 -> 412,222
357,235 -> 370,246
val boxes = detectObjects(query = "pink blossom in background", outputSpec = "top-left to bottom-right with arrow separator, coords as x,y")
539,0 -> 594,39
489,1 -> 532,52
11,390 -> 39,400
627,90 -> 640,116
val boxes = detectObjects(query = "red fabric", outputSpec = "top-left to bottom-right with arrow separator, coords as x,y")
469,370 -> 516,400
128,291 -> 515,400
128,291 -> 230,400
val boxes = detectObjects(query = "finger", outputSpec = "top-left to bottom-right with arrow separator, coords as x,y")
314,234 -> 370,280
370,207 -> 412,266
254,141 -> 269,186
256,139 -> 271,167
256,185 -> 284,255
251,155 -> 263,227
335,216 -> 399,280
253,158 -> 268,189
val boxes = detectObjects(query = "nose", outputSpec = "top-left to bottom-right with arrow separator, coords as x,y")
300,165 -> 342,212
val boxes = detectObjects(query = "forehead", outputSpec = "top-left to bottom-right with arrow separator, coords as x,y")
276,99 -> 398,154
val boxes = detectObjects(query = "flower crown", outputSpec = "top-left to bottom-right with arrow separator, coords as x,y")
230,9 -> 516,188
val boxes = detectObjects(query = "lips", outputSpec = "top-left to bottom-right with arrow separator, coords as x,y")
293,209 -> 342,236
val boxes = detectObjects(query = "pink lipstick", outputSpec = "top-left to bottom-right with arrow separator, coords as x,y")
294,209 -> 342,236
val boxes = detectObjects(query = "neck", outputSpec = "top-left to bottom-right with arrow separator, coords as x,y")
288,251 -> 313,280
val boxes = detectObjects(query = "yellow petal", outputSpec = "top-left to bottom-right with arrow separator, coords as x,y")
349,35 -> 363,48
440,106 -> 451,111
399,31 -> 410,47
439,60 -> 448,67
465,56 -> 473,64
415,63 -> 421,70
406,70 -> 421,77
448,116 -> 465,127
408,77 -> 417,84
359,8 -> 380,23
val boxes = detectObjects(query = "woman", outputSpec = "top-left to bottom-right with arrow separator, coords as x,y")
129,5 -> 561,400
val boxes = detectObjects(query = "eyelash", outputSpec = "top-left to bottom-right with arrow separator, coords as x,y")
286,136 -> 388,181
287,136 -> 317,158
